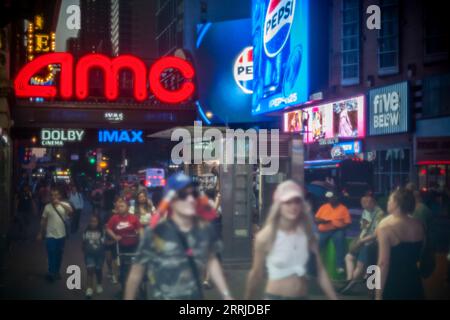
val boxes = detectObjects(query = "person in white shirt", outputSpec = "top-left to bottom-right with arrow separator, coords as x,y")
68,185 -> 84,233
37,188 -> 73,282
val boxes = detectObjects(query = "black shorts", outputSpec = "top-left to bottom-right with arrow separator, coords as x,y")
104,243 -> 118,258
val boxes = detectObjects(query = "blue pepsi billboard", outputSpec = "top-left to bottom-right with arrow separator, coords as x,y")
252,0 -> 329,115
194,19 -> 268,124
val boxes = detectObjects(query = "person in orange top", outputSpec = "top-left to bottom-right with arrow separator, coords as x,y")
315,191 -> 352,274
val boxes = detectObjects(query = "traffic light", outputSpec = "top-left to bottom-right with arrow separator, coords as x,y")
89,157 -> 96,165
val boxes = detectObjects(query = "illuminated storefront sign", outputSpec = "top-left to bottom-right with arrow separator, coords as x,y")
40,129 -> 85,146
369,82 -> 409,136
98,130 -> 144,143
14,53 -> 196,104
104,112 -> 124,122
331,141 -> 362,159
26,15 -> 57,85
283,95 -> 366,144
233,46 -> 253,94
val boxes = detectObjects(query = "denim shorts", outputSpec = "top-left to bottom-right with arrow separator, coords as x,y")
85,253 -> 105,269
264,293 -> 308,300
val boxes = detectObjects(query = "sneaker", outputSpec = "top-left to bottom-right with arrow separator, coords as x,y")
85,288 -> 94,299
111,275 -> 118,284
96,285 -> 103,294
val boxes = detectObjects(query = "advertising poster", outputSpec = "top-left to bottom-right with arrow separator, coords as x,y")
284,95 -> 365,143
252,0 -> 310,114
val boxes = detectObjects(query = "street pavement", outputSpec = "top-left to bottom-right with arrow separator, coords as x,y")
0,198 -> 371,300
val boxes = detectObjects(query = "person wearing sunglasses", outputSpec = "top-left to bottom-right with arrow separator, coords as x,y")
124,172 -> 232,300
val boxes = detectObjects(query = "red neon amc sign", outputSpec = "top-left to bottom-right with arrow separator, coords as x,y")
14,53 -> 195,104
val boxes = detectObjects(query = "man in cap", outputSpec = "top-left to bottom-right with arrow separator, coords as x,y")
315,191 -> 352,274
125,172 -> 232,300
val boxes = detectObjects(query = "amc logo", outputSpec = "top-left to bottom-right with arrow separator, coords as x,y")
14,53 -> 195,104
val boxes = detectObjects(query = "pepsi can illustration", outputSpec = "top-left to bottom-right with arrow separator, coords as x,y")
252,0 -> 314,114
262,0 -> 295,98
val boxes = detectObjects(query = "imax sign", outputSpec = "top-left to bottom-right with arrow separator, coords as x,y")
98,130 -> 144,144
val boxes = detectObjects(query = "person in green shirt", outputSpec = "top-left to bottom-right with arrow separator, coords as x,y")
340,195 -> 385,294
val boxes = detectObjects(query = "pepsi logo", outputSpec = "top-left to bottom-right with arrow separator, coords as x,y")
233,46 -> 253,94
263,0 -> 295,58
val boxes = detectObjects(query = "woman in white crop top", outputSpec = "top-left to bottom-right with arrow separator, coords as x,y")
245,181 -> 338,300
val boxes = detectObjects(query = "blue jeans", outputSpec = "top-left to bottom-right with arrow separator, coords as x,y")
46,237 -> 65,276
319,229 -> 346,269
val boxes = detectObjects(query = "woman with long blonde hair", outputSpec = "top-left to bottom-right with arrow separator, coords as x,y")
245,180 -> 337,300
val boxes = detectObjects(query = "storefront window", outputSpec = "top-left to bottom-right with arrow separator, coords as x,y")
423,74 -> 450,117
341,0 -> 360,85
378,0 -> 399,75
374,149 -> 411,195
418,164 -> 450,191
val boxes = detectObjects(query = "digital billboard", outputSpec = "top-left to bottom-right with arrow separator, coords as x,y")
283,95 -> 366,144
368,82 -> 410,136
252,0 -> 329,115
194,19 -> 268,124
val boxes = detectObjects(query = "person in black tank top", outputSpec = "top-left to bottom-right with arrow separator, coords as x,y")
376,188 -> 425,300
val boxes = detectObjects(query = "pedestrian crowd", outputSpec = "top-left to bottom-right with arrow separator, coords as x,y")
9,172 -> 450,300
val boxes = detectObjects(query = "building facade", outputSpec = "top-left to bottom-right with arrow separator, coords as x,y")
323,0 -> 449,194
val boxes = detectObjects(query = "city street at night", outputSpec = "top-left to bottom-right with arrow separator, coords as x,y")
1,0 -> 450,312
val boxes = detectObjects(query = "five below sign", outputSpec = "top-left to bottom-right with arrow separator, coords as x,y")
41,129 -> 85,146
14,53 -> 195,104
98,130 -> 144,144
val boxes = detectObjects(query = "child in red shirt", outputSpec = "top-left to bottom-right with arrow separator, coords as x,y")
106,197 -> 142,292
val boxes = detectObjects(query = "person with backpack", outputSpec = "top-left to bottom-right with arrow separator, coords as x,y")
124,172 -> 232,300
36,188 -> 73,282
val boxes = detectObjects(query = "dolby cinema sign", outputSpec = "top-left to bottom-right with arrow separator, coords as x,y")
40,129 -> 85,146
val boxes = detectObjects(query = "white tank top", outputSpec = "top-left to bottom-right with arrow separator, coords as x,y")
266,227 -> 310,280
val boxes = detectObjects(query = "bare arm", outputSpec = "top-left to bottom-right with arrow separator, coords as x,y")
312,242 -> 338,300
124,264 -> 145,300
106,228 -> 120,241
360,234 -> 377,244
245,233 -> 267,300
208,256 -> 233,299
375,228 -> 391,300
214,194 -> 221,211
37,216 -> 48,240
59,201 -> 74,216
